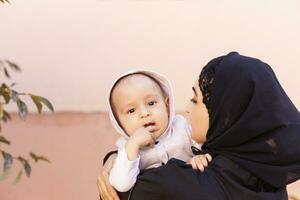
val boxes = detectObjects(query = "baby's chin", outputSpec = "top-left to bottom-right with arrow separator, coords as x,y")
153,127 -> 168,139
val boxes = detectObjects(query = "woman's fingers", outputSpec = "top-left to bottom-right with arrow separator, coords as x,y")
97,173 -> 114,200
97,153 -> 120,200
97,172 -> 119,200
97,174 -> 110,200
105,176 -> 120,200
99,193 -> 104,200
98,185 -> 108,200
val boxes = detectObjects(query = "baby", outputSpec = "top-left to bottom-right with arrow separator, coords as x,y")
108,70 -> 210,193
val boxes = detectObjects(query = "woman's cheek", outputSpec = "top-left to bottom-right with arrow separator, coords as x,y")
190,118 -> 198,139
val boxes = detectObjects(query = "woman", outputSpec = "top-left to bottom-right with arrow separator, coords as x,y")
98,52 -> 300,200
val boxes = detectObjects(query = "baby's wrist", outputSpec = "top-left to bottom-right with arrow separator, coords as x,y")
127,137 -> 142,149
125,140 -> 140,160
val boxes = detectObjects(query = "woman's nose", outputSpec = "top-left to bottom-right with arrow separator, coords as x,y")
185,103 -> 191,114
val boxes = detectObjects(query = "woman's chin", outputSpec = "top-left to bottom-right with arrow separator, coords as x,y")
191,132 -> 204,143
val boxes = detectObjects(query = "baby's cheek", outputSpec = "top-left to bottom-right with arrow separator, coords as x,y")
121,117 -> 135,132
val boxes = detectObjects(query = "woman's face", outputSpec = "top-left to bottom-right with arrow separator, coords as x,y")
185,80 -> 209,143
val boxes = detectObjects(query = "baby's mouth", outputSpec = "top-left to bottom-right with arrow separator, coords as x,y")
144,122 -> 156,128
144,122 -> 159,135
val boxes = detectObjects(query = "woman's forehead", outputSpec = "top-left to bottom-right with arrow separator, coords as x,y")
193,80 -> 200,94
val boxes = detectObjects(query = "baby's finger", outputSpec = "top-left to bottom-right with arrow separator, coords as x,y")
145,126 -> 157,135
190,158 -> 198,170
147,132 -> 157,145
199,156 -> 208,167
144,125 -> 153,131
186,159 -> 191,165
148,139 -> 155,148
205,153 -> 212,162
147,134 -> 156,148
194,158 -> 205,172
150,133 -> 157,142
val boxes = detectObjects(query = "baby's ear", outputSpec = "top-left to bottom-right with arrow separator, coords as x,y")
164,97 -> 169,107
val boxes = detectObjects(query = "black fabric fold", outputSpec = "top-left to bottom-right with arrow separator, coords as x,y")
199,52 -> 300,188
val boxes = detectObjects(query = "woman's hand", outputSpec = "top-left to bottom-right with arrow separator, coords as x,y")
97,153 -> 120,200
187,153 -> 212,172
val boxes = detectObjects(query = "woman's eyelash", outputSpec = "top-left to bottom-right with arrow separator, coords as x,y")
190,98 -> 197,104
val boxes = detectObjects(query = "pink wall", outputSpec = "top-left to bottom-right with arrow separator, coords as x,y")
0,0 -> 299,112
0,113 -> 119,200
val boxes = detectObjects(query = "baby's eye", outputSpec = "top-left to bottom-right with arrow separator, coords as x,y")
127,108 -> 135,114
190,98 -> 197,104
148,101 -> 157,106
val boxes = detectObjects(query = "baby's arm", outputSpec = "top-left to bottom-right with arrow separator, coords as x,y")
124,127 -> 155,160
109,146 -> 140,192
109,127 -> 156,192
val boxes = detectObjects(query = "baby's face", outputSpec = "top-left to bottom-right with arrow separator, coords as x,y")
111,74 -> 169,138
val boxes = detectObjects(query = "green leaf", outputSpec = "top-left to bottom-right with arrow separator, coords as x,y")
11,90 -> 18,102
13,170 -> 23,184
0,135 -> 10,145
0,83 -> 11,104
17,157 -> 31,177
40,97 -> 54,112
2,91 -> 10,104
0,168 -> 11,181
30,95 -> 43,113
23,160 -> 31,177
3,67 -> 10,79
30,152 -> 50,163
29,95 -> 54,112
16,98 -> 28,120
0,104 -> 3,119
2,152 -> 13,172
2,110 -> 11,123
6,60 -> 21,72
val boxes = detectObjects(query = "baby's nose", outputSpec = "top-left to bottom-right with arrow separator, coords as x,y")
140,107 -> 150,118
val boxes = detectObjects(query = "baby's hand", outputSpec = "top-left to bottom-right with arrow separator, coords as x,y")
129,127 -> 156,149
125,127 -> 156,161
187,154 -> 212,172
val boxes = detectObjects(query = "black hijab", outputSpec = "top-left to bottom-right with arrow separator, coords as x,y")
199,52 -> 300,188
129,52 -> 299,200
